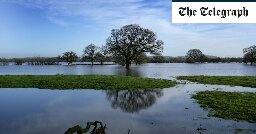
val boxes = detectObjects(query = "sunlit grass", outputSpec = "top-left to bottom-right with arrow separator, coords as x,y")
193,91 -> 256,123
0,75 -> 176,90
177,76 -> 256,88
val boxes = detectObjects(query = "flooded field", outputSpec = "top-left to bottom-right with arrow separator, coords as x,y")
0,84 -> 255,134
0,63 -> 255,77
0,63 -> 255,134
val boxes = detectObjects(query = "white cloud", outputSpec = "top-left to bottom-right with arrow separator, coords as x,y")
3,0 -> 256,57
47,16 -> 68,27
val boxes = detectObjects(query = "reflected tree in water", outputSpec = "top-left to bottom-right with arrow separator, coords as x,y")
106,89 -> 163,113
115,68 -> 142,77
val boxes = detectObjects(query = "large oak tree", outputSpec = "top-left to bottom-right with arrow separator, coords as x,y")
106,24 -> 164,69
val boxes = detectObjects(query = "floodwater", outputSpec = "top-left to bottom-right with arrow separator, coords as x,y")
0,63 -> 256,134
0,63 -> 255,77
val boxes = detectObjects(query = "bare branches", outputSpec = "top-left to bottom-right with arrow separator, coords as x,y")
106,24 -> 164,69
61,51 -> 78,65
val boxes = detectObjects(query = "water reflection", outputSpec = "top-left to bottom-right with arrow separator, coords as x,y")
106,89 -> 163,113
0,86 -> 255,134
65,121 -> 107,134
114,67 -> 142,77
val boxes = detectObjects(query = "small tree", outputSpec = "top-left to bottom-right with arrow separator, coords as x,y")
186,49 -> 205,63
95,45 -> 109,65
106,24 -> 164,70
61,51 -> 78,65
243,45 -> 256,65
83,44 -> 99,65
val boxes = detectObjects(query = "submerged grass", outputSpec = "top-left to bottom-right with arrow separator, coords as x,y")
192,91 -> 256,123
0,75 -> 176,90
177,76 -> 256,88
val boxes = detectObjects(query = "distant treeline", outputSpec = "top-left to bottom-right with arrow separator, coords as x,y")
0,57 -> 61,65
147,56 -> 243,63
0,55 -> 244,66
0,46 -> 251,66
0,56 -> 116,66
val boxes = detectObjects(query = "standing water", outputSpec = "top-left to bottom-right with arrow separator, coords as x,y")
0,63 -> 255,134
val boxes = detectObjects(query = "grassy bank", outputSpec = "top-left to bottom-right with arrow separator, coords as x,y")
177,76 -> 256,88
192,91 -> 256,123
0,75 -> 176,90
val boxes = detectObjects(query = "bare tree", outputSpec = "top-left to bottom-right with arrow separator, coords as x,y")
83,44 -> 99,65
186,49 -> 205,63
61,51 -> 78,65
95,45 -> 109,65
106,24 -> 164,70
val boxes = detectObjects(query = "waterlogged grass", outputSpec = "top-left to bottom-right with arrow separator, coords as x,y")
0,75 -> 176,90
177,76 -> 256,88
192,91 -> 256,123
235,128 -> 256,134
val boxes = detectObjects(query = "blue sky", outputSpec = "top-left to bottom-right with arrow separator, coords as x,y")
0,0 -> 255,58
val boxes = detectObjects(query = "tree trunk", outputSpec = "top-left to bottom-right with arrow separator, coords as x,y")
91,59 -> 94,65
125,57 -> 131,70
125,62 -> 130,70
100,60 -> 103,65
126,64 -> 130,70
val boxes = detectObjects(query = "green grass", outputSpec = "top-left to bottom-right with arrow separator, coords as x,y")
192,91 -> 256,123
177,76 -> 256,88
235,128 -> 256,134
0,75 -> 176,90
